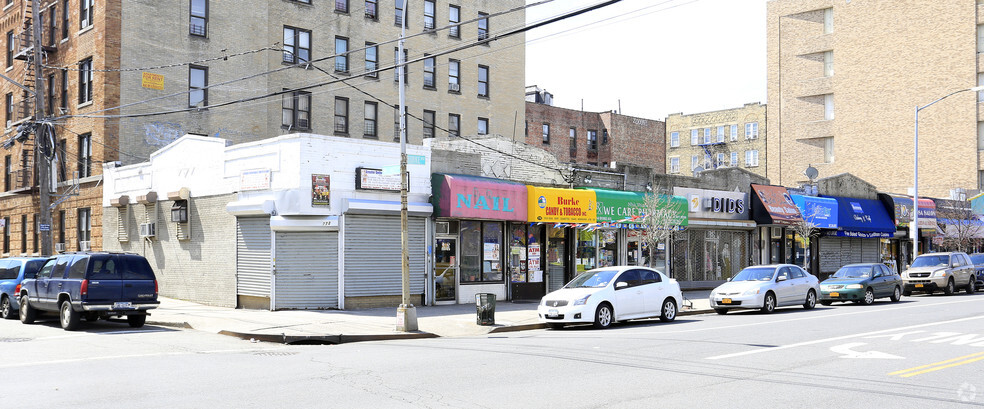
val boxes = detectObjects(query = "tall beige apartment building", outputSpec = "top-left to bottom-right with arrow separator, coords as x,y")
767,0 -> 982,197
665,103 -> 767,178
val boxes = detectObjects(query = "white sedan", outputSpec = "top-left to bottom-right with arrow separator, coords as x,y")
709,264 -> 820,314
537,266 -> 683,329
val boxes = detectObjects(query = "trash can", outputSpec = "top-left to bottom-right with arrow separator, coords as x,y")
476,293 -> 496,325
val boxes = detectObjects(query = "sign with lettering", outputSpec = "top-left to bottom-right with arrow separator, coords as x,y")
527,186 -> 596,223
141,72 -> 164,90
751,184 -> 802,225
592,188 -> 687,226
432,174 -> 527,221
674,187 -> 748,221
356,167 -> 402,191
240,169 -> 271,191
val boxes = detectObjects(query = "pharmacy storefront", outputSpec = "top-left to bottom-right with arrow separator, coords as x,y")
590,188 -> 688,274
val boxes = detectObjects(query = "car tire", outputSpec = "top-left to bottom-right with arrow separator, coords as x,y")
966,278 -> 977,295
902,289 -> 912,297
760,292 -> 776,314
19,295 -> 36,324
60,300 -> 81,331
803,290 -> 817,310
861,288 -> 875,305
890,286 -> 902,302
944,278 -> 956,296
820,300 -> 832,306
127,314 -> 147,328
0,295 -> 15,320
659,298 -> 677,322
593,303 -> 613,329
714,308 -> 728,315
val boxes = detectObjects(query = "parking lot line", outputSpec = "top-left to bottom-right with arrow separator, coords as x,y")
889,351 -> 984,378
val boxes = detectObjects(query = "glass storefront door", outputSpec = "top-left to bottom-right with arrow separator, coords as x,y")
547,226 -> 568,292
509,223 -> 544,300
434,238 -> 457,303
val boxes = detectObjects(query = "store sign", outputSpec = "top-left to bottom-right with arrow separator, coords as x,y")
527,187 -> 596,223
790,195 -> 838,229
240,169 -> 271,191
356,167 -> 402,191
433,174 -> 527,221
674,187 -> 748,221
592,189 -> 688,226
890,197 -> 936,229
751,184 -> 802,225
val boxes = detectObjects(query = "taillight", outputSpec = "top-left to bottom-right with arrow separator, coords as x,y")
154,279 -> 158,295
80,279 -> 88,296
14,284 -> 20,294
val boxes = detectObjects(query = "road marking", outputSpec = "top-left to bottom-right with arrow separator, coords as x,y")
829,342 -> 904,359
889,351 -> 984,378
706,314 -> 984,360
0,348 -> 283,369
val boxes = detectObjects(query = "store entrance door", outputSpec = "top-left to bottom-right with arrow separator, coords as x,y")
434,238 -> 457,304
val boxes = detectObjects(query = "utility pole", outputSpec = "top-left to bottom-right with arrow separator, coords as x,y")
395,0 -> 417,332
31,0 -> 53,256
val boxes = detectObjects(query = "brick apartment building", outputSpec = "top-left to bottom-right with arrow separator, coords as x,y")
665,103 -> 767,178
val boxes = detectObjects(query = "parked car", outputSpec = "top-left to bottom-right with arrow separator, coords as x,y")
819,263 -> 903,305
969,253 -> 984,287
19,252 -> 159,330
0,257 -> 48,319
902,252 -> 976,296
538,266 -> 682,329
710,264 -> 820,314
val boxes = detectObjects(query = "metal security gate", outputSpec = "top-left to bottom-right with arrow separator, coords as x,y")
236,217 -> 271,297
819,237 -> 881,275
344,215 -> 426,299
671,229 -> 749,282
274,231 -> 339,309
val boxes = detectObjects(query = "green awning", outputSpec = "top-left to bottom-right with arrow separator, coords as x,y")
585,188 -> 688,227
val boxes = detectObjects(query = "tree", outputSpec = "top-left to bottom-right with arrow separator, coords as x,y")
789,203 -> 825,269
934,201 -> 984,253
639,186 -> 687,269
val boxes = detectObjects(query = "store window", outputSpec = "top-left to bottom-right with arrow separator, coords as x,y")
459,221 -> 503,283
576,229 -> 598,272
508,223 -> 544,285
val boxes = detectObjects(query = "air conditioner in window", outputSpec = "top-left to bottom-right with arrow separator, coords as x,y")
448,83 -> 460,92
297,118 -> 309,129
79,241 -> 91,251
54,242 -> 65,253
436,221 -> 450,235
139,222 -> 156,238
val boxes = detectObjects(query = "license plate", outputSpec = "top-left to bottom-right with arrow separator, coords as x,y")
830,292 -> 839,297
113,302 -> 133,309
722,298 -> 732,304
547,309 -> 559,317
915,284 -> 924,288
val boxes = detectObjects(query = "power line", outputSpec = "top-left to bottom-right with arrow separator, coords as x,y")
42,45 -> 283,72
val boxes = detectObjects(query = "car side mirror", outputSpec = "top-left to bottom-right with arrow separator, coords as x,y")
615,281 -> 628,289
776,276 -> 787,282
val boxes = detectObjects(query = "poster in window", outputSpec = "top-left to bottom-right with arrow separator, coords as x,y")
483,243 -> 500,261
312,174 -> 330,207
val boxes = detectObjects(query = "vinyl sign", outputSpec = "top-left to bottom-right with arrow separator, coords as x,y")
526,186 -> 596,223
674,187 -> 748,220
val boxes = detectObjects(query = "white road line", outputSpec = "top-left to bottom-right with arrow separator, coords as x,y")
705,315 -> 984,360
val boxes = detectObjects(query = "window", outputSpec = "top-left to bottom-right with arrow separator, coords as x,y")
602,129 -> 608,145
364,42 -> 378,77
20,215 -> 25,253
669,131 -> 679,147
824,94 -> 834,120
365,0 -> 377,19
448,5 -> 460,38
334,97 -> 349,134
979,73 -> 984,102
539,123 -> 550,144
394,48 -> 408,83
703,154 -> 712,169
423,110 -> 435,139
283,26 -> 311,63
587,130 -> 598,151
6,31 -> 12,68
823,8 -> 833,34
745,150 -> 759,167
62,0 -> 69,39
691,155 -> 699,171
57,139 -> 66,181
569,127 -> 577,150
335,36 -> 349,72
717,153 -> 725,168
669,157 -> 680,173
77,133 -> 91,178
478,117 -> 488,135
717,126 -> 725,143
60,69 -> 68,111
32,214 -> 37,253
448,59 -> 460,91
77,208 -> 91,250
46,74 -> 55,115
745,122 -> 758,139
478,12 -> 489,41
78,58 -> 92,104
4,93 -> 11,125
190,0 -> 207,36
424,0 -> 435,30
477,65 -> 489,97
395,0 -> 406,27
730,124 -> 738,141
448,113 -> 460,137
281,90 -> 311,130
823,51 -> 833,77
730,152 -> 738,167
423,55 -> 435,88
58,210 -> 65,244
47,7 -> 56,46
691,129 -> 698,145
363,101 -> 377,138
3,155 -> 9,191
80,0 -> 93,30
459,221 -> 503,283
2,216 -> 8,253
824,137 -> 834,163
188,65 -> 207,107
335,0 -> 348,13
703,127 -> 712,144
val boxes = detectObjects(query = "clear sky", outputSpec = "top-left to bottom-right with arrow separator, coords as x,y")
525,0 -> 767,120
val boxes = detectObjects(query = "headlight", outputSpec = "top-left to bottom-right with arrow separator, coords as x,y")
846,284 -> 863,289
933,271 -> 948,278
743,288 -> 760,296
573,294 -> 591,306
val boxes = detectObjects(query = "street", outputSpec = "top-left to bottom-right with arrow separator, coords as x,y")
4,293 -> 984,408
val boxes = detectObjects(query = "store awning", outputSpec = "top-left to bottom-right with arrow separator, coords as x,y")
790,195 -> 838,229
939,215 -> 984,239
431,173 -> 527,221
750,184 -> 802,225
587,188 -> 688,227
827,196 -> 895,238
971,192 -> 984,215
527,186 -> 596,223
880,195 -> 936,229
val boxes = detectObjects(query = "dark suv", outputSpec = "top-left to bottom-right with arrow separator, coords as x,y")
19,252 -> 159,330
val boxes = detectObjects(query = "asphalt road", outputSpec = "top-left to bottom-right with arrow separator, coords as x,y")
3,292 -> 984,408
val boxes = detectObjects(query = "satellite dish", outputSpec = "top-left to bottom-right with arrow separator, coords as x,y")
804,166 -> 819,181
693,166 -> 705,177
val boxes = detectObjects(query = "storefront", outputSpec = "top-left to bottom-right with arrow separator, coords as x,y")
590,188 -> 688,274
750,184 -> 803,265
673,187 -> 753,284
526,186 -> 597,293
790,195 -> 838,276
878,194 -> 936,272
817,196 -> 896,277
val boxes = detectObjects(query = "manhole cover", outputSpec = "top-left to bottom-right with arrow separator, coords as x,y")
0,338 -> 31,343
252,351 -> 298,356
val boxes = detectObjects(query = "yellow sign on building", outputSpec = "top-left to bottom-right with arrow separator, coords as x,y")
526,186 -> 596,223
141,72 -> 164,90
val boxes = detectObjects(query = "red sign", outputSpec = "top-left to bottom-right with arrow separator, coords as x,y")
752,184 -> 802,225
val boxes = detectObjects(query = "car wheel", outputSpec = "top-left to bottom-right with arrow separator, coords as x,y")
944,278 -> 955,295
593,303 -> 613,329
967,278 -> 977,295
714,308 -> 728,315
659,298 -> 677,322
19,295 -> 36,324
902,289 -> 912,297
890,286 -> 902,302
127,314 -> 147,328
60,300 -> 81,331
0,295 -> 14,320
820,300 -> 832,306
803,290 -> 817,310
760,292 -> 776,314
861,288 -> 875,305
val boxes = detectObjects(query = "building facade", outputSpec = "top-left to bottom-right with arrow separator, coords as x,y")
665,102 -> 767,179
767,0 -> 981,197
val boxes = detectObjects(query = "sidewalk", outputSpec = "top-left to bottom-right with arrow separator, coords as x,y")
146,290 -> 713,345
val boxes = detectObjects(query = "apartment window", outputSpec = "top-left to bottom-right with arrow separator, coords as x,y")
335,0 -> 348,13
745,150 -> 759,167
77,208 -> 91,250
449,5 -> 460,38
448,59 -> 460,92
46,74 -> 55,114
822,8 -> 833,34
32,214 -> 37,253
78,57 -> 92,104
823,51 -> 833,77
423,56 -> 435,88
542,123 -> 550,144
3,155 -> 9,191
669,157 -> 680,174
80,0 -> 93,30
395,0 -> 406,27
745,122 -> 758,139
364,101 -> 377,138
716,126 -> 725,143
58,211 -> 65,245
703,154 -> 712,169
47,8 -> 56,46
477,65 -> 489,97
669,131 -> 679,147
602,129 -> 608,145
424,0 -> 436,30
730,124 -> 738,141
394,105 -> 407,140
478,12 -> 489,41
691,129 -> 698,145
824,94 -> 834,120
57,139 -> 66,181
60,69 -> 68,111
2,216 -> 8,253
478,117 -> 488,135
77,133 -> 91,178
703,127 -> 712,144
20,215 -> 25,253
978,25 -> 984,53
188,65 -> 207,107
334,97 -> 349,135
281,90 -> 311,130
717,153 -> 726,168
422,110 -> 435,139
448,113 -> 460,137
364,42 -> 378,77
283,26 -> 311,63
730,152 -> 738,167
335,36 -> 349,72
588,130 -> 598,151
569,128 -> 577,150
824,137 -> 835,163
394,48 -> 408,83
979,73 -> 984,102
691,155 -> 699,171
6,31 -> 12,68
190,0 -> 207,37
4,93 -> 11,126
62,0 -> 69,39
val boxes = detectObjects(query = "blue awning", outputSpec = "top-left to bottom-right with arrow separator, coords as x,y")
826,196 -> 895,237
790,195 -> 838,229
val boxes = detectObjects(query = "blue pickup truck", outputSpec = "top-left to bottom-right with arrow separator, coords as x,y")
19,252 -> 160,330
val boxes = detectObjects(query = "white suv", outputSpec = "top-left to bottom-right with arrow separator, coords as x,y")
902,252 -> 976,296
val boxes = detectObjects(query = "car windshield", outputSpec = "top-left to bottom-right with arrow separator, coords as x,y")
971,254 -> 984,265
565,269 -> 618,288
732,267 -> 776,281
911,255 -> 949,268
832,265 -> 871,278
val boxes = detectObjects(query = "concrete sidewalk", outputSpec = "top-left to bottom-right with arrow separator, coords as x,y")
146,290 -> 714,344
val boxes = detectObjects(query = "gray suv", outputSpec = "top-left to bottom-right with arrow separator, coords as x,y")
902,252 -> 977,296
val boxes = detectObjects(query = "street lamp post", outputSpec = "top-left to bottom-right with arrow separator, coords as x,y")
912,85 -> 984,258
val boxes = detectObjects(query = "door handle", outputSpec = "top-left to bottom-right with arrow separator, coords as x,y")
58,283 -> 63,287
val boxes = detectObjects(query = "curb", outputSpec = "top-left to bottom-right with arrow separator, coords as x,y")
147,321 -> 194,329
488,323 -> 546,333
679,309 -> 714,316
217,330 -> 439,345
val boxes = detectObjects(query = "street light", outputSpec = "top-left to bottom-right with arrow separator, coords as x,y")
912,85 -> 984,258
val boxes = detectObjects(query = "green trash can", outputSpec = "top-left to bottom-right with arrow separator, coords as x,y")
476,293 -> 496,325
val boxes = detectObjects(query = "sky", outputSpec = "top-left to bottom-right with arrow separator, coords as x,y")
525,0 -> 767,120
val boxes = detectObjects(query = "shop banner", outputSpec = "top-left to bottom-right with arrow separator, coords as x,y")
887,196 -> 936,229
590,188 -> 688,226
527,186 -> 596,223
790,195 -> 838,229
829,196 -> 896,235
674,187 -> 747,221
431,174 -> 527,221
751,184 -> 802,225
